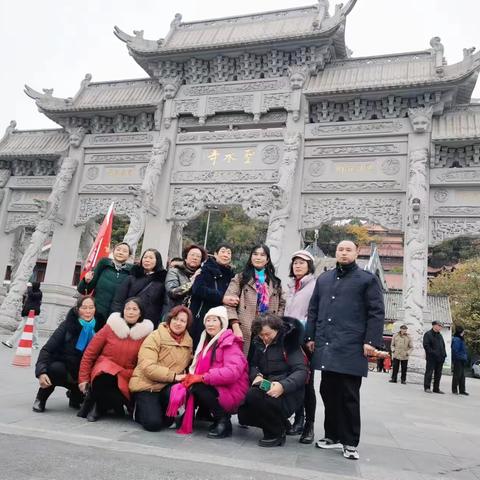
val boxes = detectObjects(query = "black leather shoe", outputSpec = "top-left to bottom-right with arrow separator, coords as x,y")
401,380 -> 407,384
433,390 -> 445,394
32,397 -> 46,413
288,414 -> 304,436
389,379 -> 397,383
207,417 -> 232,439
77,389 -> 94,418
258,434 -> 286,447
299,422 -> 314,444
87,403 -> 101,422
460,392 -> 470,396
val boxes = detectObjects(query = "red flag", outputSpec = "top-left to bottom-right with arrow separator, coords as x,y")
80,202 -> 115,280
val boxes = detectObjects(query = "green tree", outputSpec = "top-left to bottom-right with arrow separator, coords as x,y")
429,236 -> 480,268
110,215 -> 143,258
183,206 -> 267,268
429,257 -> 480,355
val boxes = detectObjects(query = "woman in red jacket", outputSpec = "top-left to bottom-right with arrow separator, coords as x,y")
78,297 -> 153,422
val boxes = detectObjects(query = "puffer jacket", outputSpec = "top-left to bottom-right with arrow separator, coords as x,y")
202,329 -> 249,413
78,313 -> 153,401
249,317 -> 308,416
129,324 -> 193,393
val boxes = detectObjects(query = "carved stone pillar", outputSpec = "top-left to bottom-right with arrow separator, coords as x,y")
0,169 -> 12,291
123,138 -> 170,254
266,133 -> 302,272
0,128 -> 85,331
402,107 -> 433,371
167,220 -> 187,260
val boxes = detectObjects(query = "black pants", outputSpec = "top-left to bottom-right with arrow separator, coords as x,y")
134,386 -> 173,431
238,387 -> 285,438
424,358 -> 444,391
36,361 -> 81,403
320,371 -> 362,447
190,383 -> 226,420
391,359 -> 408,382
91,373 -> 127,413
294,368 -> 316,423
452,360 -> 466,394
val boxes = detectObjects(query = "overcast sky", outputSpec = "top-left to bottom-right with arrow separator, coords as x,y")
1,0 -> 479,132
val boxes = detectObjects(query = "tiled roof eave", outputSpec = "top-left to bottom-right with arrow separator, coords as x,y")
130,24 -> 344,58
38,102 -> 160,114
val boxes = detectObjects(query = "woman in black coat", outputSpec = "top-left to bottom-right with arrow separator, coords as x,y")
33,296 -> 104,412
111,249 -> 167,328
189,245 -> 235,348
238,314 -> 308,447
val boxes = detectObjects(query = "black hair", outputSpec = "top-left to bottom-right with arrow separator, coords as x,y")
123,296 -> 145,322
288,257 -> 315,278
74,295 -> 96,314
140,248 -> 165,273
251,313 -> 284,338
183,244 -> 208,263
113,242 -> 132,255
31,281 -> 41,291
214,243 -> 233,254
240,244 -> 281,290
170,257 -> 183,263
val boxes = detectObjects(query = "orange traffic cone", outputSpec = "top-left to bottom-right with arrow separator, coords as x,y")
12,309 -> 35,367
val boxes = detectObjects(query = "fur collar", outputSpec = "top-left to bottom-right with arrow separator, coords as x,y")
106,312 -> 153,340
130,264 -> 167,281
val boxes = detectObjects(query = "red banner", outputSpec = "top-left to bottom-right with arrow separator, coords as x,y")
80,202 -> 115,280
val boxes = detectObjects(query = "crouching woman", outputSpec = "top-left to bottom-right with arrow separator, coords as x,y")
238,314 -> 308,447
129,306 -> 193,431
78,297 -> 153,421
169,306 -> 249,439
33,296 -> 103,412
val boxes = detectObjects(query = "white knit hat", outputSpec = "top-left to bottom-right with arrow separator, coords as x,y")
189,305 -> 229,373
203,305 -> 229,330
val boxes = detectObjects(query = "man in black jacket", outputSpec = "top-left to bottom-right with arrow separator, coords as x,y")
306,240 -> 384,460
423,320 -> 447,394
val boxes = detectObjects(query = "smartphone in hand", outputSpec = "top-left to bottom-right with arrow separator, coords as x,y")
259,379 -> 272,392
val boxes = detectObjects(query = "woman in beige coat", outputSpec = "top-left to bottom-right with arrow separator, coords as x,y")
130,305 -> 193,431
224,244 -> 285,355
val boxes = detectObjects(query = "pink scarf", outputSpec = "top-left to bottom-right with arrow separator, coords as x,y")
166,344 -> 213,434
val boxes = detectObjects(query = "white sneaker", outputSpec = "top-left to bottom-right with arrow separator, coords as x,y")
315,438 -> 342,449
343,445 -> 359,460
1,340 -> 13,348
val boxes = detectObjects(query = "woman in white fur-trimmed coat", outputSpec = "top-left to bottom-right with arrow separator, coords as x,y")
78,297 -> 153,422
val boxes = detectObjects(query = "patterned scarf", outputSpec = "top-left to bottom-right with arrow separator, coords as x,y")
255,269 -> 270,314
75,318 -> 96,352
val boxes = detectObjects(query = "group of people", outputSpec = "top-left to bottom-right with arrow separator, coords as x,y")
387,321 -> 469,396
7,238 -> 424,460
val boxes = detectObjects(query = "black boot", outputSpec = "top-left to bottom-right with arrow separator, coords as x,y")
86,403 -> 101,422
32,386 -> 54,413
299,421 -> 314,444
207,416 -> 232,439
288,412 -> 304,436
67,387 -> 84,409
77,388 -> 95,418
258,432 -> 286,447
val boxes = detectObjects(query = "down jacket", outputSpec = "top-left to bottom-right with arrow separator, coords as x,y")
78,313 -> 153,401
35,308 -> 104,379
202,329 -> 249,413
249,317 -> 308,416
129,324 -> 193,393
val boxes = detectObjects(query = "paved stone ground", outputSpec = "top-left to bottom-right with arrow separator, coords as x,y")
1,336 -> 479,480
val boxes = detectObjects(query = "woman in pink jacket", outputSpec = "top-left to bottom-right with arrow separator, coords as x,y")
170,305 -> 249,439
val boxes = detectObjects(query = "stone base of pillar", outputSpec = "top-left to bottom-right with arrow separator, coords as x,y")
36,283 -> 78,334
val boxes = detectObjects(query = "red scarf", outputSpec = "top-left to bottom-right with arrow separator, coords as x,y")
167,325 -> 185,344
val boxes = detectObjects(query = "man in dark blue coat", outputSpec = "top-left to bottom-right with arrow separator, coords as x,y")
306,240 -> 384,460
189,244 -> 235,348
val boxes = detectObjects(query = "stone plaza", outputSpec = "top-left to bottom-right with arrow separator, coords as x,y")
0,342 -> 479,480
